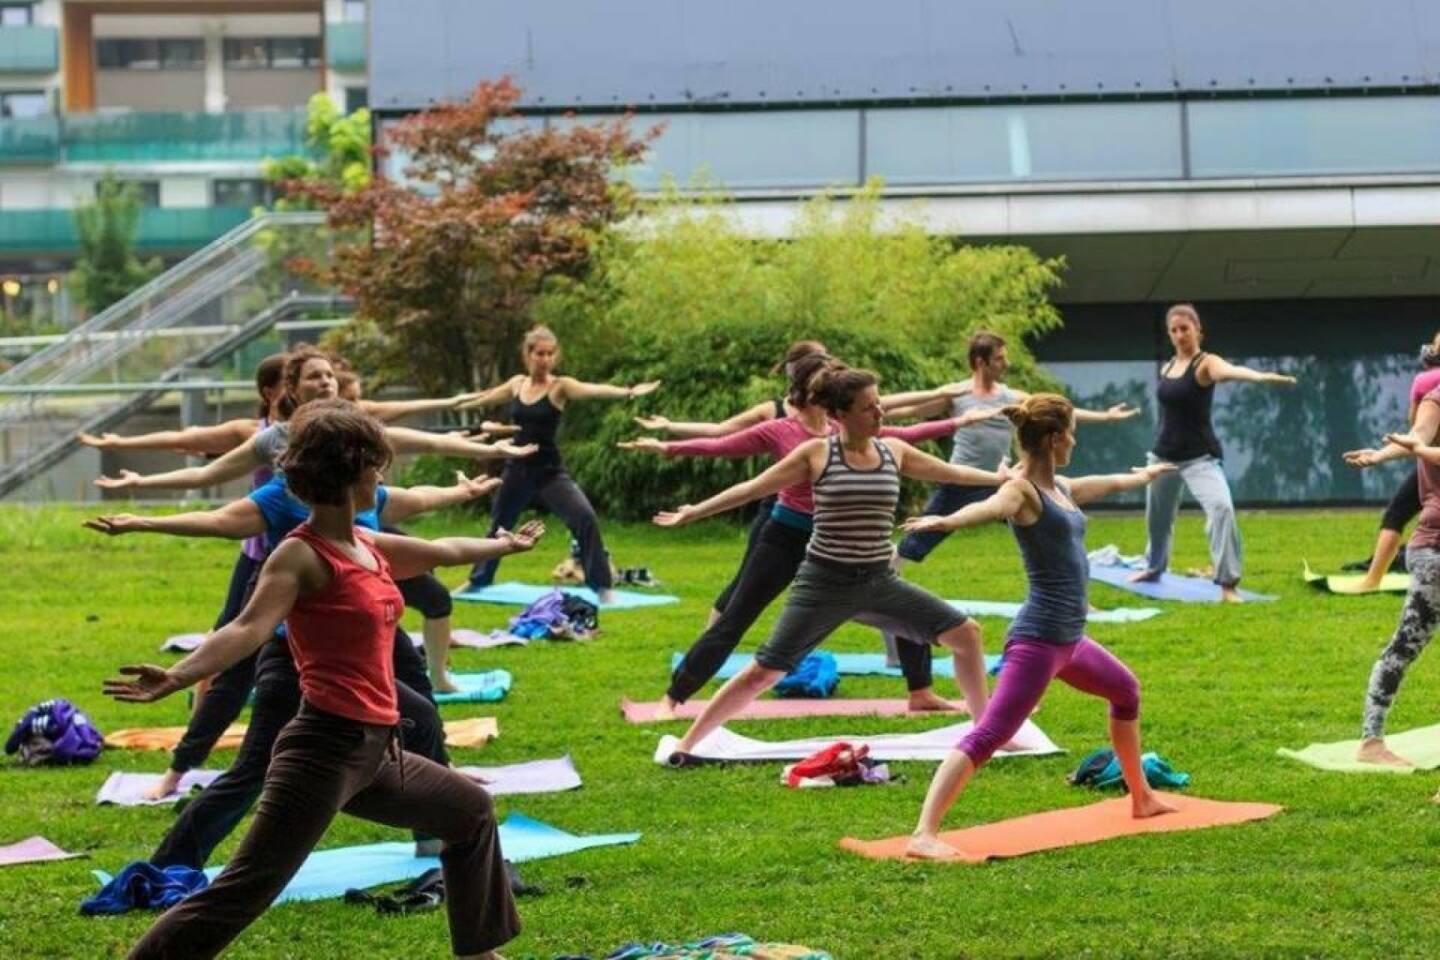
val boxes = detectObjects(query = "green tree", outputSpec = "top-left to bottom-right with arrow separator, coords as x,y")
262,91 -> 371,207
68,172 -> 162,315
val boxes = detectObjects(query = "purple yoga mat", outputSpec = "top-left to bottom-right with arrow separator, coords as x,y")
454,756 -> 581,796
96,770 -> 223,806
160,633 -> 205,653
0,836 -> 82,867
409,628 -> 528,651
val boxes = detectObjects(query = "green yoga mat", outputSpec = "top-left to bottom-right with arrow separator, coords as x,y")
1277,723 -> 1440,773
1301,562 -> 1410,595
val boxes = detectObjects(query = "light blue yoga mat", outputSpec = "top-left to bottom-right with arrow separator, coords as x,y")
671,652 -> 1003,681
434,670 -> 512,705
1088,562 -> 1275,603
453,581 -> 679,609
949,599 -> 1162,623
95,814 -> 639,904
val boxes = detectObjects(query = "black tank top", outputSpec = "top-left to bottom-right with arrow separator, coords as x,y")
1153,353 -> 1222,461
512,387 -> 563,469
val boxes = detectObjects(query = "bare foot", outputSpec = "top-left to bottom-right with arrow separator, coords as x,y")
905,833 -> 960,860
1220,587 -> 1245,604
1127,569 -> 1161,584
651,697 -> 679,722
432,671 -> 461,695
1131,791 -> 1178,819
907,689 -> 959,712
597,589 -> 617,605
1355,577 -> 1383,592
143,769 -> 184,801
1356,737 -> 1413,767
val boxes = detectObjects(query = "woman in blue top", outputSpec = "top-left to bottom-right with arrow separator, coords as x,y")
900,393 -> 1177,859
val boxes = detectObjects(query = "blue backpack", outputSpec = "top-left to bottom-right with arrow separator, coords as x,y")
5,698 -> 104,766
773,652 -> 839,699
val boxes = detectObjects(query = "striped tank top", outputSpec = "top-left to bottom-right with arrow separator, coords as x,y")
807,435 -> 901,565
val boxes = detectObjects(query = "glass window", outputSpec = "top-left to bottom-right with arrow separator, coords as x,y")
0,5 -> 33,27
98,180 -> 160,206
270,37 -> 306,68
0,90 -> 46,117
865,102 -> 1183,185
1188,97 -> 1440,178
95,38 -> 202,70
223,37 -> 320,69
211,178 -> 269,208
344,86 -> 368,113
223,37 -> 268,69
159,39 -> 203,69
343,0 -> 366,22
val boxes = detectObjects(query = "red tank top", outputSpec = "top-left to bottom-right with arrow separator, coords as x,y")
285,525 -> 404,725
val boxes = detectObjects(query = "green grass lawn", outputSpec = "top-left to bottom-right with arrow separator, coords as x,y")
2,505 -> 1438,959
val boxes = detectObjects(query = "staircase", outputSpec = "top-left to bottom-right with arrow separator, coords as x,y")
0,212 -> 347,499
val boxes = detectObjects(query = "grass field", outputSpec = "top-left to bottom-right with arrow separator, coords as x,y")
2,504 -> 1439,959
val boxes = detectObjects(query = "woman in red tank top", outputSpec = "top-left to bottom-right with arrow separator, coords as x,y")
104,399 -> 544,960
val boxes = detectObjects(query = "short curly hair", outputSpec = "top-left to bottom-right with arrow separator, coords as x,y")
279,399 -> 392,506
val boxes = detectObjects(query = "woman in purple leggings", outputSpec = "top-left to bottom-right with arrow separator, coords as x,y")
900,393 -> 1178,859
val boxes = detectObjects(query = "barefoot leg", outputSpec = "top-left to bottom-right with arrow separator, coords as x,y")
422,616 -> 459,694
673,664 -> 783,754
908,750 -> 977,854
906,688 -> 959,712
1110,716 -> 1176,818
1355,737 -> 1413,767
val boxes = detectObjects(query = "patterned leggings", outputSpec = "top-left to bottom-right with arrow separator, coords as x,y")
1363,546 -> 1440,739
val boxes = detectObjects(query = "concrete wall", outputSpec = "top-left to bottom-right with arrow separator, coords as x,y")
95,69 -> 205,111
222,68 -> 318,109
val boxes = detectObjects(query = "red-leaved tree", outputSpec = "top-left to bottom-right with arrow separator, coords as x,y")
292,77 -> 657,392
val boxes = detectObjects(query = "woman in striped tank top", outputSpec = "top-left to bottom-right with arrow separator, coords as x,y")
654,367 -> 1008,765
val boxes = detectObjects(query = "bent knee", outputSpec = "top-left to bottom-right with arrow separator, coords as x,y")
937,618 -> 981,653
1108,671 -> 1141,722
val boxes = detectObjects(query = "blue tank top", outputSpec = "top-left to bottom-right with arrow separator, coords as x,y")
1007,480 -> 1089,645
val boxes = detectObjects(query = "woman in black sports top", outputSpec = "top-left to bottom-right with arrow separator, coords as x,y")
462,325 -> 659,602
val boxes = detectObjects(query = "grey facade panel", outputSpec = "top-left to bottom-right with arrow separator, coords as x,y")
372,0 -> 1440,111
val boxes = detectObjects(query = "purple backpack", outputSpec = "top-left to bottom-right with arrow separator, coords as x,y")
5,699 -> 104,766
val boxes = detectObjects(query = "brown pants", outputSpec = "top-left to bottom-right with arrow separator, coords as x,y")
130,703 -> 520,959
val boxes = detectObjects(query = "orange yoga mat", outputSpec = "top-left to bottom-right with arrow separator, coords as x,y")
620,696 -> 967,724
103,718 -> 497,751
839,793 -> 1282,863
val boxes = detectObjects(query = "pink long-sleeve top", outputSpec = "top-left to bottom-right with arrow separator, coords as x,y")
665,415 -> 958,515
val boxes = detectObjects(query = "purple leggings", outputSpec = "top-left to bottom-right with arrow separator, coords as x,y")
959,636 -> 1140,766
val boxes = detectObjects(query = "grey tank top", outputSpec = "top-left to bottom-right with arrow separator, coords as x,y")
252,421 -> 291,472
1007,480 -> 1089,645
950,385 -> 1016,470
808,436 -> 901,566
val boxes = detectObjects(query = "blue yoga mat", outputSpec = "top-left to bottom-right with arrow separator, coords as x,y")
670,652 -> 1003,680
1088,562 -> 1275,603
949,598 -> 1163,623
434,670 -> 512,705
453,581 -> 679,609
96,814 -> 640,904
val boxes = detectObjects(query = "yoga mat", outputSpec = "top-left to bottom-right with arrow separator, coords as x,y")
409,628 -> 528,650
160,633 -> 205,653
622,696 -> 966,725
443,717 -> 499,748
96,770 -> 222,806
197,813 -> 638,903
654,718 -> 1060,765
0,836 -> 83,867
949,599 -> 1162,623
671,652 -> 1004,681
455,755 -> 583,796
104,724 -> 247,752
839,793 -> 1282,863
1278,722 -> 1440,773
1088,561 -> 1275,603
433,670 -> 512,705
1301,562 -> 1410,596
453,581 -> 679,609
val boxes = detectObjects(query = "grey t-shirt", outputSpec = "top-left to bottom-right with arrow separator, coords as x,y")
251,421 -> 292,472
949,385 -> 1016,470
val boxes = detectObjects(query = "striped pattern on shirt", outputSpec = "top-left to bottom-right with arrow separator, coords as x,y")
807,435 -> 901,565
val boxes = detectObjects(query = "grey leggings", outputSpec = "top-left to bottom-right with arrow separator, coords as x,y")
1363,546 -> 1440,739
1142,452 -> 1243,587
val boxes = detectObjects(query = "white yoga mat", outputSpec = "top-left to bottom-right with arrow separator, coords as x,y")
409,628 -> 529,651
654,719 -> 1061,765
160,633 -> 205,653
95,770 -> 222,806
455,755 -> 583,796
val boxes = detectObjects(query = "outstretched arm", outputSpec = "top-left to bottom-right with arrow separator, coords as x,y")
383,425 -> 536,460
380,473 -> 502,524
102,540 -> 307,703
79,419 -> 259,456
891,440 -> 1006,487
95,436 -> 264,491
654,441 -> 820,527
83,498 -> 266,540
901,479 -> 1030,534
1201,355 -> 1297,387
556,376 -> 660,404
633,400 -> 775,439
454,380 -> 518,413
1347,398 -> 1440,468
1067,463 -> 1176,506
1073,403 -> 1141,424
373,520 -> 545,581
361,390 -> 487,424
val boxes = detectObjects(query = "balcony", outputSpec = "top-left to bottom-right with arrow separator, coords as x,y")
0,207 -> 253,255
326,22 -> 366,72
0,114 -> 60,163
0,25 -> 59,73
0,109 -> 307,166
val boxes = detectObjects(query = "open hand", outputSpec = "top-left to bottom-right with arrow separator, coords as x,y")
103,664 -> 183,704
94,469 -> 141,490
633,415 -> 672,432
628,381 -> 661,399
455,471 -> 502,500
1107,403 -> 1141,421
616,437 -> 667,454
77,432 -> 119,448
653,506 -> 697,528
1384,432 -> 1420,452
1133,462 -> 1177,481
1267,373 -> 1298,386
1344,448 -> 1385,468
902,515 -> 953,535
82,514 -> 146,536
490,440 -> 538,459
499,520 -> 545,553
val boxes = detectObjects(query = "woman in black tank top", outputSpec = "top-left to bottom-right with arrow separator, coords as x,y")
459,325 -> 659,602
1134,304 -> 1297,602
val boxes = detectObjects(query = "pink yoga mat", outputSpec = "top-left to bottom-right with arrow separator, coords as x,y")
620,696 -> 968,724
0,836 -> 83,867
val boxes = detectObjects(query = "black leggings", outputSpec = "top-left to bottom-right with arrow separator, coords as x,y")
668,516 -> 934,703
152,628 -> 444,869
398,571 -> 454,620
1382,465 -> 1422,534
469,462 -> 612,592
711,496 -> 776,613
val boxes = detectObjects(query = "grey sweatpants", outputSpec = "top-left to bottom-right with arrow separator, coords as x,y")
1142,452 -> 1243,587
1363,546 -> 1440,739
